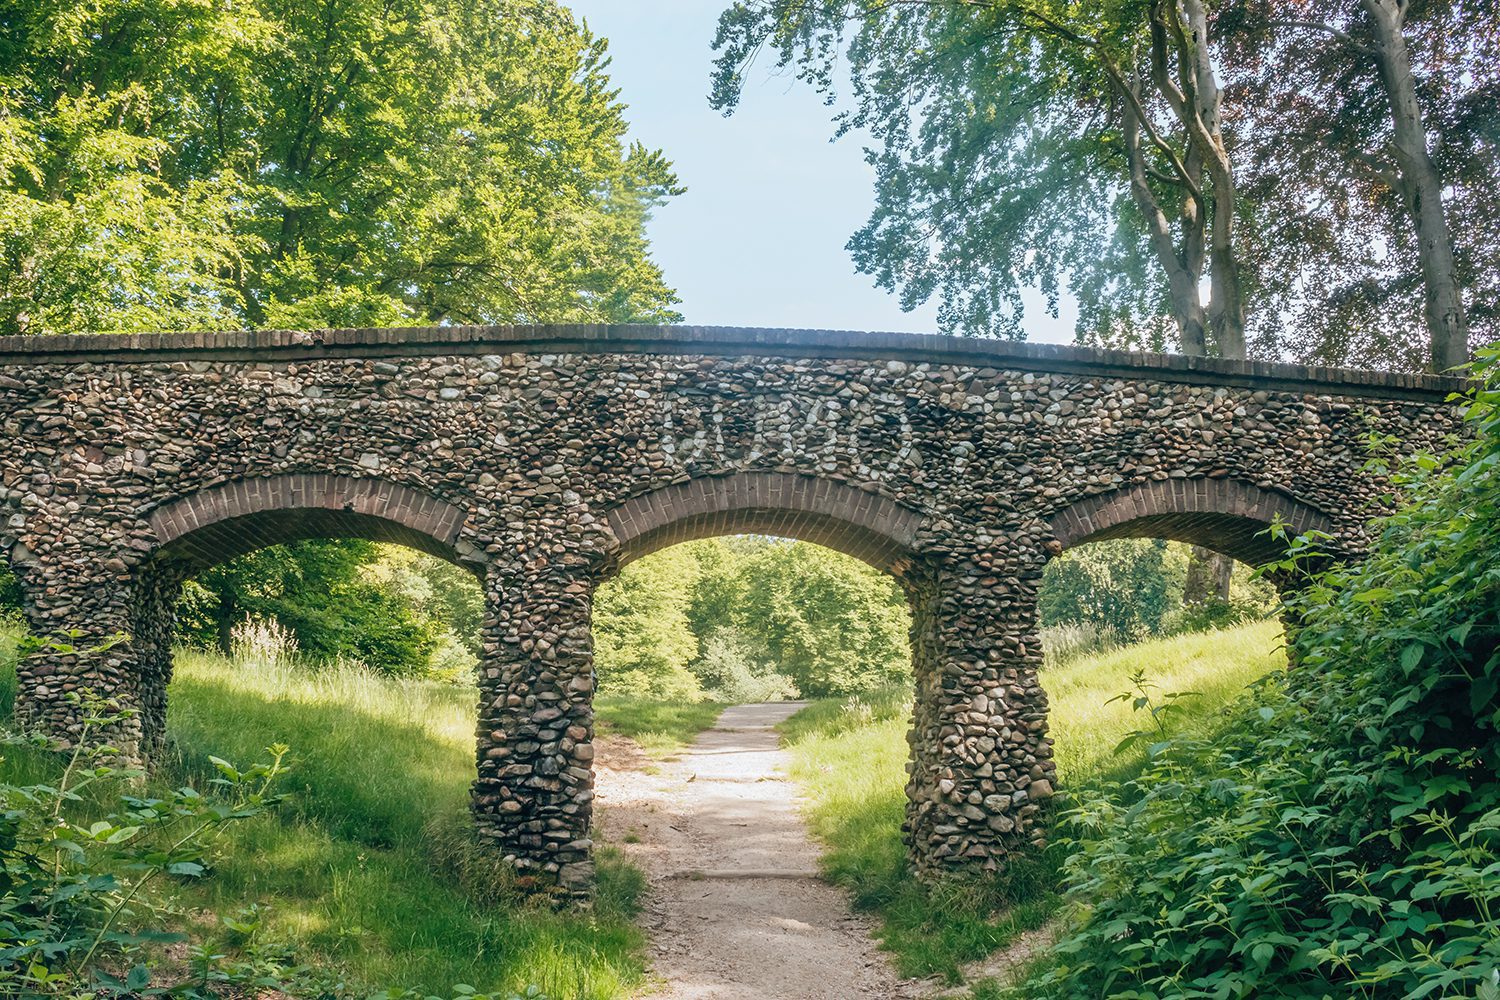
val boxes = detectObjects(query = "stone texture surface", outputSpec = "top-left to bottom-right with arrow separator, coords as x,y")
0,324 -> 1467,893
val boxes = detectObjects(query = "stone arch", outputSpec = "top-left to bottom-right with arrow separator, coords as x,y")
121,474 -> 482,758
1047,476 -> 1336,566
508,471 -> 946,889
604,471 -> 923,575
148,473 -> 482,574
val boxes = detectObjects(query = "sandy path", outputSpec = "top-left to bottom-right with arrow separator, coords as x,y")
593,702 -> 912,1000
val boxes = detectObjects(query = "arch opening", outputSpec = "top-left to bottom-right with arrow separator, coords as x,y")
148,474 -> 483,576
1033,532 -> 1289,816
127,475 -> 486,763
606,472 -> 923,576
512,474 -> 933,887
1048,476 -> 1337,567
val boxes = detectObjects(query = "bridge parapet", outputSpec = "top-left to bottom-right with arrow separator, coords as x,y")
0,324 -> 1465,401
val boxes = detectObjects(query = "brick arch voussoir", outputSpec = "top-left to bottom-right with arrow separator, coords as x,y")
604,472 -> 924,576
146,474 -> 481,575
1046,477 -> 1338,566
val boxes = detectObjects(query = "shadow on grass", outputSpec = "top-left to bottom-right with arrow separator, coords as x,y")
167,672 -> 477,846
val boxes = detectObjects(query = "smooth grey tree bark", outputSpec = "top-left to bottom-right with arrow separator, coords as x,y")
1361,0 -> 1470,372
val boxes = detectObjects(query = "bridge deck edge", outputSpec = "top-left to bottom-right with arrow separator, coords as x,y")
0,324 -> 1467,401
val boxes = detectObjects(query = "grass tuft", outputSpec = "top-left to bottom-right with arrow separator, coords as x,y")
594,694 -> 723,757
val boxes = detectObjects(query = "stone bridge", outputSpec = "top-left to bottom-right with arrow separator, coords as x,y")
0,325 -> 1466,891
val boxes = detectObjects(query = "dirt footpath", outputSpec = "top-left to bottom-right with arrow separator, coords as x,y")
593,702 -> 913,1000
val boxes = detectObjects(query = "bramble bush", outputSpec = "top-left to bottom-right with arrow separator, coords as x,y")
1010,352 -> 1500,998
0,634 -> 296,996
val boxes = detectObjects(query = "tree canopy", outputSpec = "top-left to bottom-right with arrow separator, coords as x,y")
710,0 -> 1495,371
0,0 -> 683,336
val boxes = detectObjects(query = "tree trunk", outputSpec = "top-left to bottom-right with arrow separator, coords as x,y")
216,589 -> 237,657
1361,0 -> 1470,372
1182,545 -> 1233,604
1176,0 -> 1248,361
1119,84 -> 1208,354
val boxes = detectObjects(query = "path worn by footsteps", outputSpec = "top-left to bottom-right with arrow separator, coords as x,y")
594,702 -> 911,999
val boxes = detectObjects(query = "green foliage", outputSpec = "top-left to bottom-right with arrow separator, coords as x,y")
592,538 -> 912,702
177,540 -> 479,679
0,566 -> 20,612
0,639 -> 290,995
593,546 -> 704,701
0,629 -> 18,719
692,628 -> 799,704
1039,539 -> 1277,643
689,539 -> 911,698
0,0 -> 680,336
1040,539 -> 1182,641
1009,352 -> 1500,998
710,0 -> 1158,339
778,622 -> 1285,980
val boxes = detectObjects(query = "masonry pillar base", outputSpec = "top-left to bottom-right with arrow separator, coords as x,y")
903,542 -> 1056,878
471,553 -> 598,899
10,549 -> 167,761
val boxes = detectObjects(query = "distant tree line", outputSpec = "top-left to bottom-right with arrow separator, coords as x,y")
593,537 -> 913,701
0,535 -> 1277,692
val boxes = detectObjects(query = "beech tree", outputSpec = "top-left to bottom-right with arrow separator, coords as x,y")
710,0 -> 1254,358
1226,0 -> 1495,372
0,0 -> 683,336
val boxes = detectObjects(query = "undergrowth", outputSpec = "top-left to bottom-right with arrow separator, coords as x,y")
1004,352 -> 1500,997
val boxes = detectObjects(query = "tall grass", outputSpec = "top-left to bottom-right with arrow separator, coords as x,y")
164,649 -> 654,998
0,631 -> 716,999
0,622 -> 20,718
594,693 -> 725,757
779,619 -> 1288,981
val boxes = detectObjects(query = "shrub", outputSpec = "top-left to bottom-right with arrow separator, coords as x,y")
1010,353 -> 1500,998
0,643 -> 292,995
692,628 -> 799,703
1159,596 -> 1266,636
0,566 -> 19,613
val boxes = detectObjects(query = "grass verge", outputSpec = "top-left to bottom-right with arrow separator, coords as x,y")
594,694 -> 723,757
0,634 -> 720,998
779,619 -> 1288,983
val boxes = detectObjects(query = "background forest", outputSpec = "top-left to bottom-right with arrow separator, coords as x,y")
2,534 -> 1275,701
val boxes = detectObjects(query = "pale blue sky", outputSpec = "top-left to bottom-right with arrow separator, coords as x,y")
567,1 -> 1076,343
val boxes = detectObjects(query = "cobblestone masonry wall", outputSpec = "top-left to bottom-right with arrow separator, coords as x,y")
0,325 -> 1467,892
